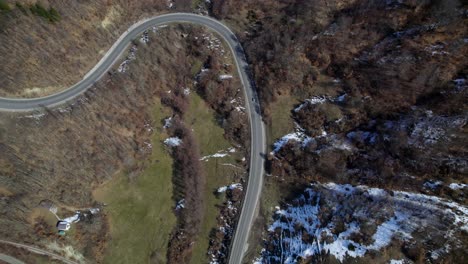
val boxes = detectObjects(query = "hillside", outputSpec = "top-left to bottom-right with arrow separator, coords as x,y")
0,0 -> 178,97
216,1 -> 468,263
0,23 -> 248,263
212,0 -> 468,262
0,0 -> 466,263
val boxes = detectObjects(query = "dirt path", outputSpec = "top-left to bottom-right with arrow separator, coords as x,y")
0,240 -> 78,264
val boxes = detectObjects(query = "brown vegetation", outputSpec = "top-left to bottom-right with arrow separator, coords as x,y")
0,0 -> 203,97
203,0 -> 468,262
161,86 -> 206,263
0,24 -> 248,263
196,55 -> 250,146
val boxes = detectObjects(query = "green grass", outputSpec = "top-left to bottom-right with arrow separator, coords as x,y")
186,93 -> 242,264
0,0 -> 10,12
190,58 -> 204,76
267,94 -> 298,146
94,101 -> 176,264
191,0 -> 205,9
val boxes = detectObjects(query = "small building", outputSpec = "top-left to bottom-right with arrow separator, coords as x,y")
56,221 -> 71,232
55,211 -> 82,234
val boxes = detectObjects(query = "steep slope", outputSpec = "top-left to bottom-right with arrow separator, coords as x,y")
0,0 -> 177,97
205,0 -> 468,262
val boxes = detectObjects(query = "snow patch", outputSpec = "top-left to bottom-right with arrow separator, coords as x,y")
164,137 -> 182,147
200,147 -> 236,161
423,180 -> 443,190
449,183 -> 467,190
258,183 -> 468,263
294,96 -> 328,112
217,183 -> 243,193
219,74 -> 233,80
163,117 -> 173,129
23,112 -> 46,120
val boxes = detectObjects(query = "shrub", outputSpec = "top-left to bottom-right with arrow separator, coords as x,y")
30,3 -> 60,22
15,2 -> 27,14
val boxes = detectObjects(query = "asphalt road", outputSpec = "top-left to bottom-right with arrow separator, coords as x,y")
0,13 -> 265,264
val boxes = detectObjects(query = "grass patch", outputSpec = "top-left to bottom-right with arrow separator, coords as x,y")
191,0 -> 205,9
190,58 -> 204,76
93,100 -> 176,264
267,94 -> 298,146
186,93 -> 242,264
0,0 -> 10,12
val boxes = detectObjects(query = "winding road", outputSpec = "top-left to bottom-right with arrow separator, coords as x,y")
0,13 -> 265,264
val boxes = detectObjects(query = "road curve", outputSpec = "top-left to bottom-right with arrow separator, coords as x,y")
0,13 -> 265,264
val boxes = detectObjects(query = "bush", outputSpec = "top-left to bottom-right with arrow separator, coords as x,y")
15,2 -> 27,14
30,3 -> 60,22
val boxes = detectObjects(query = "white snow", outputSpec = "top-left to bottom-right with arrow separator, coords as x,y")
425,44 -> 449,56
272,131 -> 312,153
167,0 -> 174,9
235,106 -> 245,112
163,117 -> 173,129
423,180 -> 443,189
202,33 -> 226,55
217,183 -> 243,193
23,113 -> 46,120
217,186 -> 228,193
143,141 -> 152,150
449,183 -> 467,190
117,45 -> 137,73
259,183 -> 468,263
164,137 -> 182,147
144,122 -> 153,132
272,124 -> 335,154
335,93 -> 347,102
368,211 -> 411,250
294,96 -> 328,112
331,137 -> 353,151
219,74 -> 233,80
389,260 -> 404,264
200,147 -> 235,161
